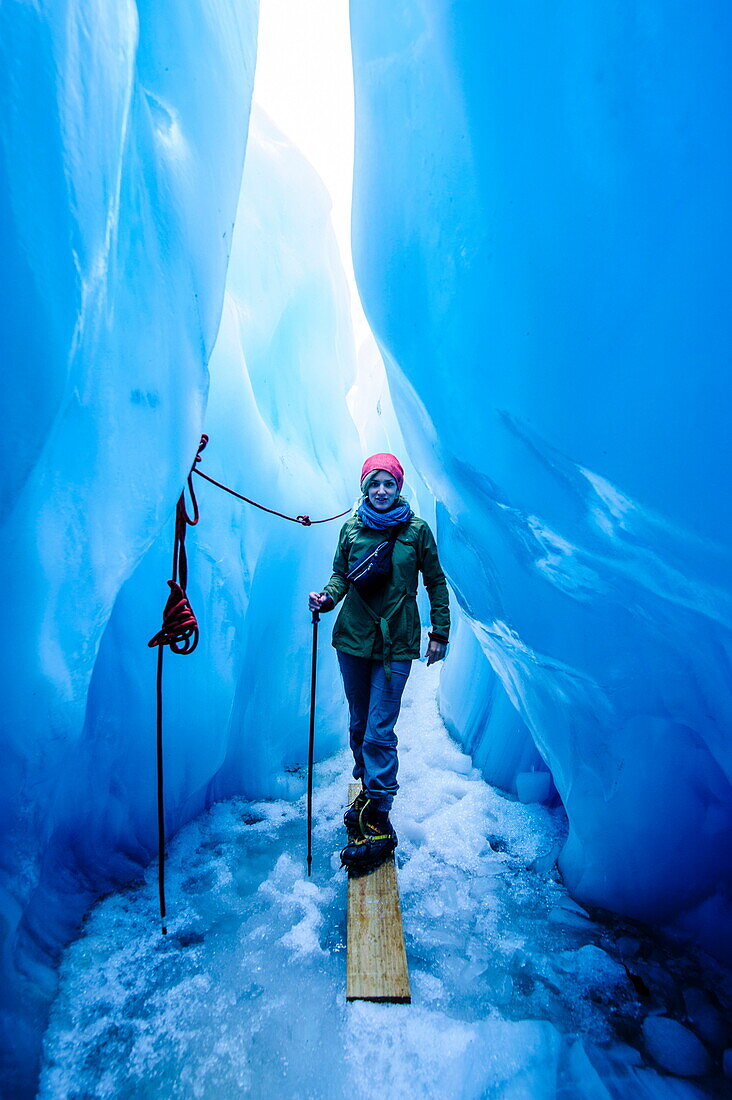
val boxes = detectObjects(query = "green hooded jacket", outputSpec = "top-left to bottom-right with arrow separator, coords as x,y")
322,512 -> 450,672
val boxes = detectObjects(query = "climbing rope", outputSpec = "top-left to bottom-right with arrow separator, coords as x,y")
193,467 -> 351,526
147,434 -> 207,933
148,433 -> 350,933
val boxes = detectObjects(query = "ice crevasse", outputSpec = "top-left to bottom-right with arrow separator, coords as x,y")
2,0 -> 732,1093
0,0 -> 388,1082
349,0 -> 732,959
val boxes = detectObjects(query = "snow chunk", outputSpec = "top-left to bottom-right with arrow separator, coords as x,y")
550,945 -> 629,991
259,854 -> 334,959
642,1016 -> 711,1077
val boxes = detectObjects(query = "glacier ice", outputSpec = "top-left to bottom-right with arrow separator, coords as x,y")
0,3 -> 259,1089
1,72 -> 372,1088
0,2 -> 410,1084
40,663 -> 727,1099
349,0 -> 732,959
3,0 -> 732,1094
641,1018 -> 712,1080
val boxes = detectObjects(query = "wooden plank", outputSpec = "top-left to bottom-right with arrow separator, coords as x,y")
346,783 -> 411,1004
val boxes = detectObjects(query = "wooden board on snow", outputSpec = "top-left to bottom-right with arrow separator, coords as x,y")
346,782 -> 411,1004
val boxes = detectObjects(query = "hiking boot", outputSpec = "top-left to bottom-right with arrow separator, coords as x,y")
359,803 -> 396,842
343,789 -> 369,835
340,802 -> 397,876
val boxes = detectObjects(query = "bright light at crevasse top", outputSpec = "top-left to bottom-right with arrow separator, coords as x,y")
254,0 -> 354,264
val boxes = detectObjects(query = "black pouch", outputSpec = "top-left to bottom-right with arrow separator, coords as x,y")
346,524 -> 403,597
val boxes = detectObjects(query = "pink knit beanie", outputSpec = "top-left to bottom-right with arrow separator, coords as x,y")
360,453 -> 405,493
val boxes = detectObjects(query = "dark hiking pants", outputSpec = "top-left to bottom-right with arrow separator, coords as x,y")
336,652 -> 412,813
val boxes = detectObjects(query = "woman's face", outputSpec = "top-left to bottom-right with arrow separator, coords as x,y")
366,471 -> 398,511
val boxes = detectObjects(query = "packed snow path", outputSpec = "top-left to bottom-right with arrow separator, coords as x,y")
41,661 -> 729,1098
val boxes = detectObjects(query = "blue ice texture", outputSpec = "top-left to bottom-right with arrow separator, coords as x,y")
0,1 -> 261,1090
2,0 -> 732,1094
40,662 -> 721,1100
349,0 -> 732,964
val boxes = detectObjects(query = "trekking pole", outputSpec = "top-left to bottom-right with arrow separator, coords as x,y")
307,607 -> 319,876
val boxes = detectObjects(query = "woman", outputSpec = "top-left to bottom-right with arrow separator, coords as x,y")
309,453 -> 450,872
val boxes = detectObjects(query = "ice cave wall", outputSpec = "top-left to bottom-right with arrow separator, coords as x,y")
0,2 -> 261,1089
2,57 -> 364,1095
3,0 -> 731,1091
349,0 -> 732,959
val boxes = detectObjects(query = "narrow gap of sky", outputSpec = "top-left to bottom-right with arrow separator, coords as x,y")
252,0 -> 372,349
253,0 -> 355,285
252,0 -> 398,459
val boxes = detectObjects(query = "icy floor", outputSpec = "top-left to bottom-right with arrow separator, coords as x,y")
40,660 -> 731,1099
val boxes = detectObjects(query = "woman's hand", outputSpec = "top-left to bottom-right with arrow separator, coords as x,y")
425,639 -> 447,666
308,591 -> 333,612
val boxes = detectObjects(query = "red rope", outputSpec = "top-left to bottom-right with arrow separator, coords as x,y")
193,467 -> 351,526
147,433 -> 349,934
147,433 -> 208,934
147,580 -> 199,654
148,434 -> 207,655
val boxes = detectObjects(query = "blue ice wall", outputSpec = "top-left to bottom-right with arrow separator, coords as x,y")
350,1 -> 732,958
0,2 -> 258,1090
